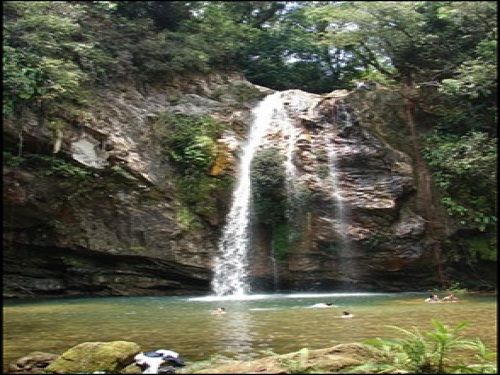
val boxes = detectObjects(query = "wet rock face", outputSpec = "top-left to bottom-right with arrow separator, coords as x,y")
247,89 -> 439,291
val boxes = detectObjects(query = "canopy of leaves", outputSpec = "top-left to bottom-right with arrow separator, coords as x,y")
422,132 -> 497,233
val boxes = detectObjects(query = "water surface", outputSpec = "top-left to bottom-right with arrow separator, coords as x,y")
3,292 -> 496,370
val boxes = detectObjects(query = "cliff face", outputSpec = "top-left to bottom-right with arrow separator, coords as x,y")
244,89 -> 437,292
2,74 -> 481,298
3,72 -> 270,297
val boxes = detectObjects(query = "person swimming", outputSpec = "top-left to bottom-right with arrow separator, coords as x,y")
341,311 -> 354,318
442,293 -> 458,302
211,307 -> 226,315
424,294 -> 440,303
310,302 -> 335,308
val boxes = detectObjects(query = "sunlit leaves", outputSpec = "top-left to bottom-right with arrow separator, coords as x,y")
422,132 -> 497,232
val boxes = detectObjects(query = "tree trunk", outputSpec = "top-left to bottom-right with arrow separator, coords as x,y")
402,78 -> 445,286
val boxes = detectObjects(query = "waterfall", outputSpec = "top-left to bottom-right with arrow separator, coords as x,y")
270,239 -> 279,291
329,101 -> 357,287
327,138 -> 348,244
212,92 -> 283,296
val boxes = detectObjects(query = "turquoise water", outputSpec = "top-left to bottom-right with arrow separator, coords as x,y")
3,292 -> 496,370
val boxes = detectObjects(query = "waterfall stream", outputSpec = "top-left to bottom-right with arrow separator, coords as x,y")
327,131 -> 347,244
330,102 -> 357,286
212,92 -> 284,296
212,91 -> 354,296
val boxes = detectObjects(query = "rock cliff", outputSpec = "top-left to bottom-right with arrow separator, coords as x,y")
3,73 -> 476,298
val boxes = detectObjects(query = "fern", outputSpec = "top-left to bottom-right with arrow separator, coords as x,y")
351,320 -> 496,374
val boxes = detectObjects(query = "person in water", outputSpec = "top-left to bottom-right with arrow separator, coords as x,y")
424,294 -> 440,303
211,307 -> 226,315
310,302 -> 335,308
442,293 -> 459,302
341,311 -> 354,318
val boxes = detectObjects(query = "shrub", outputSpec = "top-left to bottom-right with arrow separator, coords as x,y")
153,112 -> 230,224
155,112 -> 224,175
347,320 -> 497,374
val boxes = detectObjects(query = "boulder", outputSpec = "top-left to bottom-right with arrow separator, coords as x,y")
45,341 -> 141,374
8,351 -> 59,374
182,343 -> 387,374
121,363 -> 144,374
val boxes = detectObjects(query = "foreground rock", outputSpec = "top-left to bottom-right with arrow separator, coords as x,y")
8,352 -> 59,374
179,343 -> 388,374
45,341 -> 141,374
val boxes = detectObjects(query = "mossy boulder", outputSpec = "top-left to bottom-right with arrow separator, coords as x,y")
45,341 -> 141,374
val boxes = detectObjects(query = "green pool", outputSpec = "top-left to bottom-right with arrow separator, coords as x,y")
3,292 -> 497,371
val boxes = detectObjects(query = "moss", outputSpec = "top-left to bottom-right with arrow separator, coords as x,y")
211,82 -> 263,104
45,341 -> 141,374
61,255 -> 94,268
272,223 -> 301,261
317,164 -> 329,179
168,93 -> 181,105
111,165 -> 138,181
177,206 -> 202,232
128,246 -> 147,253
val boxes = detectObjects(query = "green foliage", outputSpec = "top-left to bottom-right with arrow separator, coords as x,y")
176,174 -> 233,220
3,2 -> 89,116
464,237 -> 497,263
156,112 -> 223,175
13,153 -> 92,179
3,151 -> 25,167
349,320 -> 497,374
316,165 -> 329,179
250,148 -> 287,227
153,112 -> 230,223
128,246 -> 146,253
363,231 -> 390,250
176,206 -> 202,232
110,165 -> 137,181
42,158 -> 92,179
211,82 -> 264,104
422,131 -> 497,233
443,281 -> 468,297
115,1 -> 197,31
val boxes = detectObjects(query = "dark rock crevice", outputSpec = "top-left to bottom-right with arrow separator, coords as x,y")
3,244 -> 210,298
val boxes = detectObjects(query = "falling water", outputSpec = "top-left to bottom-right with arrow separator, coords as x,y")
329,102 -> 350,245
270,238 -> 280,291
271,93 -> 300,291
212,92 -> 284,296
